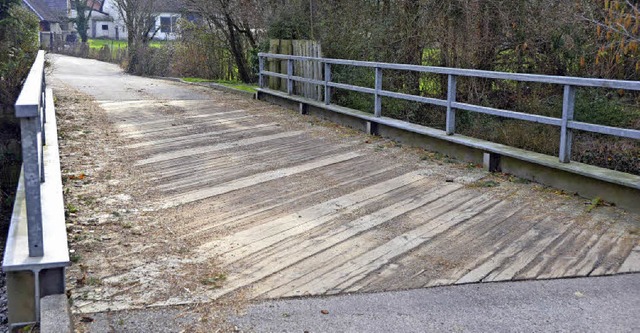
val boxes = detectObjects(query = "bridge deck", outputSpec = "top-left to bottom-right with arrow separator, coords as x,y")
50,55 -> 640,314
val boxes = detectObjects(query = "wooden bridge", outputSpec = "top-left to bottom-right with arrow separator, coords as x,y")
5,53 -> 640,329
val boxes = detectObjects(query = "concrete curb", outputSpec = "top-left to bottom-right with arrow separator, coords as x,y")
40,294 -> 73,333
149,76 -> 256,99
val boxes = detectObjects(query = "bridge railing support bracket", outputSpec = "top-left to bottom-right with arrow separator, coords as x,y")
366,121 -> 379,136
483,152 -> 502,173
299,102 -> 308,115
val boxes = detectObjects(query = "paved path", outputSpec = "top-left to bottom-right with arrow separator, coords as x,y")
232,273 -> 640,333
49,55 -> 640,318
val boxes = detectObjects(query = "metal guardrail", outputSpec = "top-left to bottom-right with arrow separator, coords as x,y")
14,50 -> 47,257
5,50 -> 69,328
258,53 -> 640,164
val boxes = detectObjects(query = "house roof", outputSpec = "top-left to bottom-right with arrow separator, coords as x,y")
154,0 -> 184,13
22,0 -> 68,22
87,0 -> 103,11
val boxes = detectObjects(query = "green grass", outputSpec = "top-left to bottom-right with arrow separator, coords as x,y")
182,78 -> 258,93
87,39 -> 164,50
182,77 -> 214,83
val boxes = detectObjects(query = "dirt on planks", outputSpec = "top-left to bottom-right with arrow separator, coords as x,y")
53,82 -> 246,332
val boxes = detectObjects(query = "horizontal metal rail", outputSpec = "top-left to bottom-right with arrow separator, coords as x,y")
259,53 -> 640,90
14,50 -> 47,257
258,52 -> 640,164
451,102 -> 562,126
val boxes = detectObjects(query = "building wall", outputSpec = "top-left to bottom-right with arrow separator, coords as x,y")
99,0 -> 127,40
92,3 -> 181,41
92,19 -> 115,38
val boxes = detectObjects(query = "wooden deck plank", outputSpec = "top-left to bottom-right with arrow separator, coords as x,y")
116,109 -> 248,130
200,181 -> 464,299
255,190 -> 483,298
162,151 -> 362,208
483,218 -> 574,282
295,193 -> 499,296
123,115 -> 256,138
198,170 -> 429,257
618,246 -> 640,273
154,141 -> 357,192
125,123 -> 278,149
135,131 -> 304,166
179,164 -> 402,242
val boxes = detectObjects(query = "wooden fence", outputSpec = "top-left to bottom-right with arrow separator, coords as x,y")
268,39 -> 322,100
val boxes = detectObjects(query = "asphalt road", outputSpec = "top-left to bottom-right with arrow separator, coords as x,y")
232,273 -> 640,333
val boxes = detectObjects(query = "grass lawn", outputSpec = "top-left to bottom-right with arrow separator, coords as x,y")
88,39 -> 165,49
182,77 -> 258,93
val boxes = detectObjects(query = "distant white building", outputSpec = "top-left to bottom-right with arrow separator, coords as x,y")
73,0 -> 184,41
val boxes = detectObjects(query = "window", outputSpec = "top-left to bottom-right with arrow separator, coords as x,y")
102,24 -> 108,31
160,16 -> 178,33
160,17 -> 171,33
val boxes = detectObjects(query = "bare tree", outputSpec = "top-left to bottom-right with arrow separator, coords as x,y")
112,0 -> 159,72
71,0 -> 94,43
187,0 -> 261,83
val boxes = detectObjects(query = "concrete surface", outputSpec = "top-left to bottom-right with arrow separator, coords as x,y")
81,307 -> 200,333
232,273 -> 640,333
40,294 -> 72,333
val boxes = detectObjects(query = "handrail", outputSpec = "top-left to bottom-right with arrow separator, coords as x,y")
14,50 -> 46,257
5,50 -> 70,328
258,52 -> 640,164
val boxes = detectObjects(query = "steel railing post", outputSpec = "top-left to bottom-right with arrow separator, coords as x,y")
324,62 -> 331,105
258,55 -> 265,89
374,67 -> 382,117
446,74 -> 457,135
559,85 -> 576,163
287,58 -> 293,95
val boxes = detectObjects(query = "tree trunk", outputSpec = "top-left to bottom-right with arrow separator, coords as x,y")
225,15 -> 252,83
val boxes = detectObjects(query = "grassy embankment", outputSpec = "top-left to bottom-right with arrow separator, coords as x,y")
182,77 -> 258,93
87,39 -> 165,49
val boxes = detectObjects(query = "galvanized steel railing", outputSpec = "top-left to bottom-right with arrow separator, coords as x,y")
258,53 -> 640,164
14,50 -> 47,257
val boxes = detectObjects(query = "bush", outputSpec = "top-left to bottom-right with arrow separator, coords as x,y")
0,2 -> 38,230
130,44 -> 176,77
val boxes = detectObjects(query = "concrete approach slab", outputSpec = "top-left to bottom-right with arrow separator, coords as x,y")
48,54 -> 640,326
231,273 -> 640,333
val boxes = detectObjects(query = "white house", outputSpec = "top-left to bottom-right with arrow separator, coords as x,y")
73,0 -> 184,41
